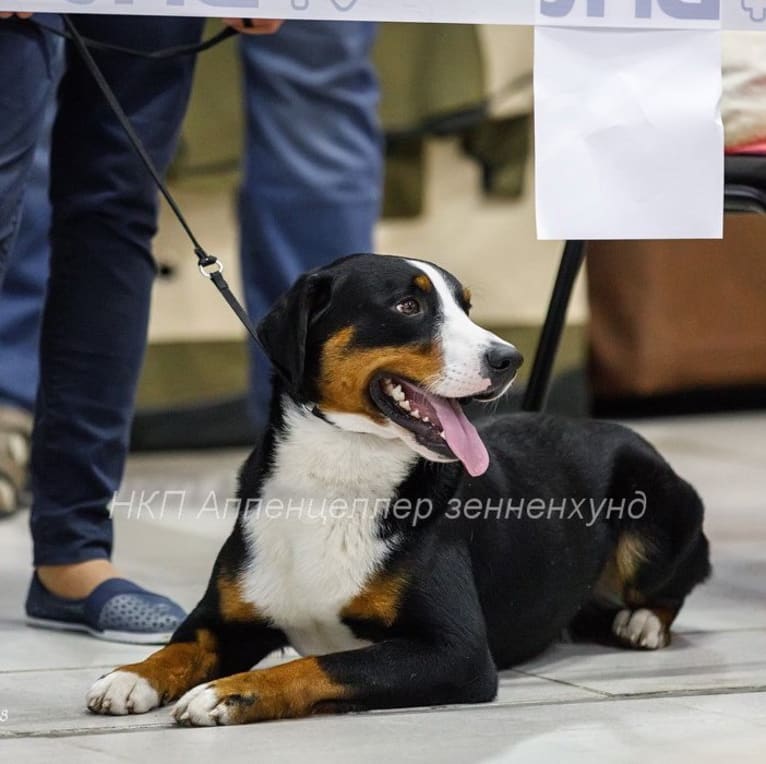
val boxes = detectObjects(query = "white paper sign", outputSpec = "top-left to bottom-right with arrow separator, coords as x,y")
534,27 -> 723,240
0,0 -> 755,28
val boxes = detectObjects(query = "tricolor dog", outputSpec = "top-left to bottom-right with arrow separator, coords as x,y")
87,254 -> 710,726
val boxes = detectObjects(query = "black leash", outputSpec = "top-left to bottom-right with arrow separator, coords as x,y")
35,18 -> 237,59
59,14 -> 261,346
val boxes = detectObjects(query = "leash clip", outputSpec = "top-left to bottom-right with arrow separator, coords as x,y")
197,253 -> 224,279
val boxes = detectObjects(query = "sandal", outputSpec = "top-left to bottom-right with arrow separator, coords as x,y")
0,405 -> 33,518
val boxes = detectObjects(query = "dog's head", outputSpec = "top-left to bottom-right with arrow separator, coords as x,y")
257,254 -> 522,477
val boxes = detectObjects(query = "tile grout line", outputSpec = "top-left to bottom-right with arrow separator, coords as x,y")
508,669 -> 612,698
0,664 -> 142,676
3,685 -> 765,742
604,684 -> 766,701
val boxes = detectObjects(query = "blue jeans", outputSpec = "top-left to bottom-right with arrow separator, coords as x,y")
0,91 -> 56,413
0,16 -> 61,287
0,15 -> 204,565
239,21 -> 382,425
1,20 -> 381,429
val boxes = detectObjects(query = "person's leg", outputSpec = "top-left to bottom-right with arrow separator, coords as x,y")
0,93 -> 56,414
0,17 -> 61,517
0,15 -> 60,287
0,98 -> 56,518
30,15 -> 204,598
238,21 -> 382,427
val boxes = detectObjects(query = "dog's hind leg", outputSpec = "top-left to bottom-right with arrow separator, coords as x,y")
572,464 -> 711,650
570,530 -> 709,649
610,524 -> 710,649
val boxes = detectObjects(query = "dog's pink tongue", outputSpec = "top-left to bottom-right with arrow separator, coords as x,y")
429,397 -> 490,477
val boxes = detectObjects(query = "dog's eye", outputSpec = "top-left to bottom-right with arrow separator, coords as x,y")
395,298 -> 421,316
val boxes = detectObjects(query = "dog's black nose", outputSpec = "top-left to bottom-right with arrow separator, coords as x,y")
485,344 -> 523,376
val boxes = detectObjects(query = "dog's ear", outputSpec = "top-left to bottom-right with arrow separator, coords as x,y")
256,271 -> 333,397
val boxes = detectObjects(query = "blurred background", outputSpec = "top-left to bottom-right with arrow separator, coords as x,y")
134,22 -> 766,450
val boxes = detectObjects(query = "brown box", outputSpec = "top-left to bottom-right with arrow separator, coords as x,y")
587,215 -> 766,397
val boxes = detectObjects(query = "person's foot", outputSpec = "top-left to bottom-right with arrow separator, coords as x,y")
37,560 -> 121,600
26,562 -> 186,644
0,405 -> 32,518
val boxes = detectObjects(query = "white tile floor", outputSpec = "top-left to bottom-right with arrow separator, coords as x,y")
1,413 -> 765,762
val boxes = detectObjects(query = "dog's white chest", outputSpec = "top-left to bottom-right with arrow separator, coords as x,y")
242,495 -> 388,655
240,404 -> 416,656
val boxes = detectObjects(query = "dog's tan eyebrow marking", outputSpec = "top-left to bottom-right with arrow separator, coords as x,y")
413,274 -> 432,293
462,287 -> 472,307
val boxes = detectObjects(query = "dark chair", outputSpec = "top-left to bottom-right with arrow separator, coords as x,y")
521,155 -> 766,413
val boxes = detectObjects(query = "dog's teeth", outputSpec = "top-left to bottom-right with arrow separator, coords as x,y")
411,409 -> 421,419
439,430 -> 446,438
392,386 -> 405,401
399,399 -> 411,411
423,417 -> 430,423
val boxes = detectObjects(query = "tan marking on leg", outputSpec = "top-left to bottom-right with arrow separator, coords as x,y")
341,571 -> 408,627
201,657 -> 347,724
413,274 -> 432,293
595,532 -> 652,606
615,532 -> 650,583
318,326 -> 443,419
120,629 -> 219,704
217,575 -> 261,623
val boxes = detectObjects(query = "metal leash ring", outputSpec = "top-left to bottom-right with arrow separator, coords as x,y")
198,259 -> 224,279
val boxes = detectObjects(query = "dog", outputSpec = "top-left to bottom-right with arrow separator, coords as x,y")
87,253 -> 710,726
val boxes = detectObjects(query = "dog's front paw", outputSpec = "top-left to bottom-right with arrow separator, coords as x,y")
86,670 -> 160,715
612,608 -> 669,649
172,681 -> 242,727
